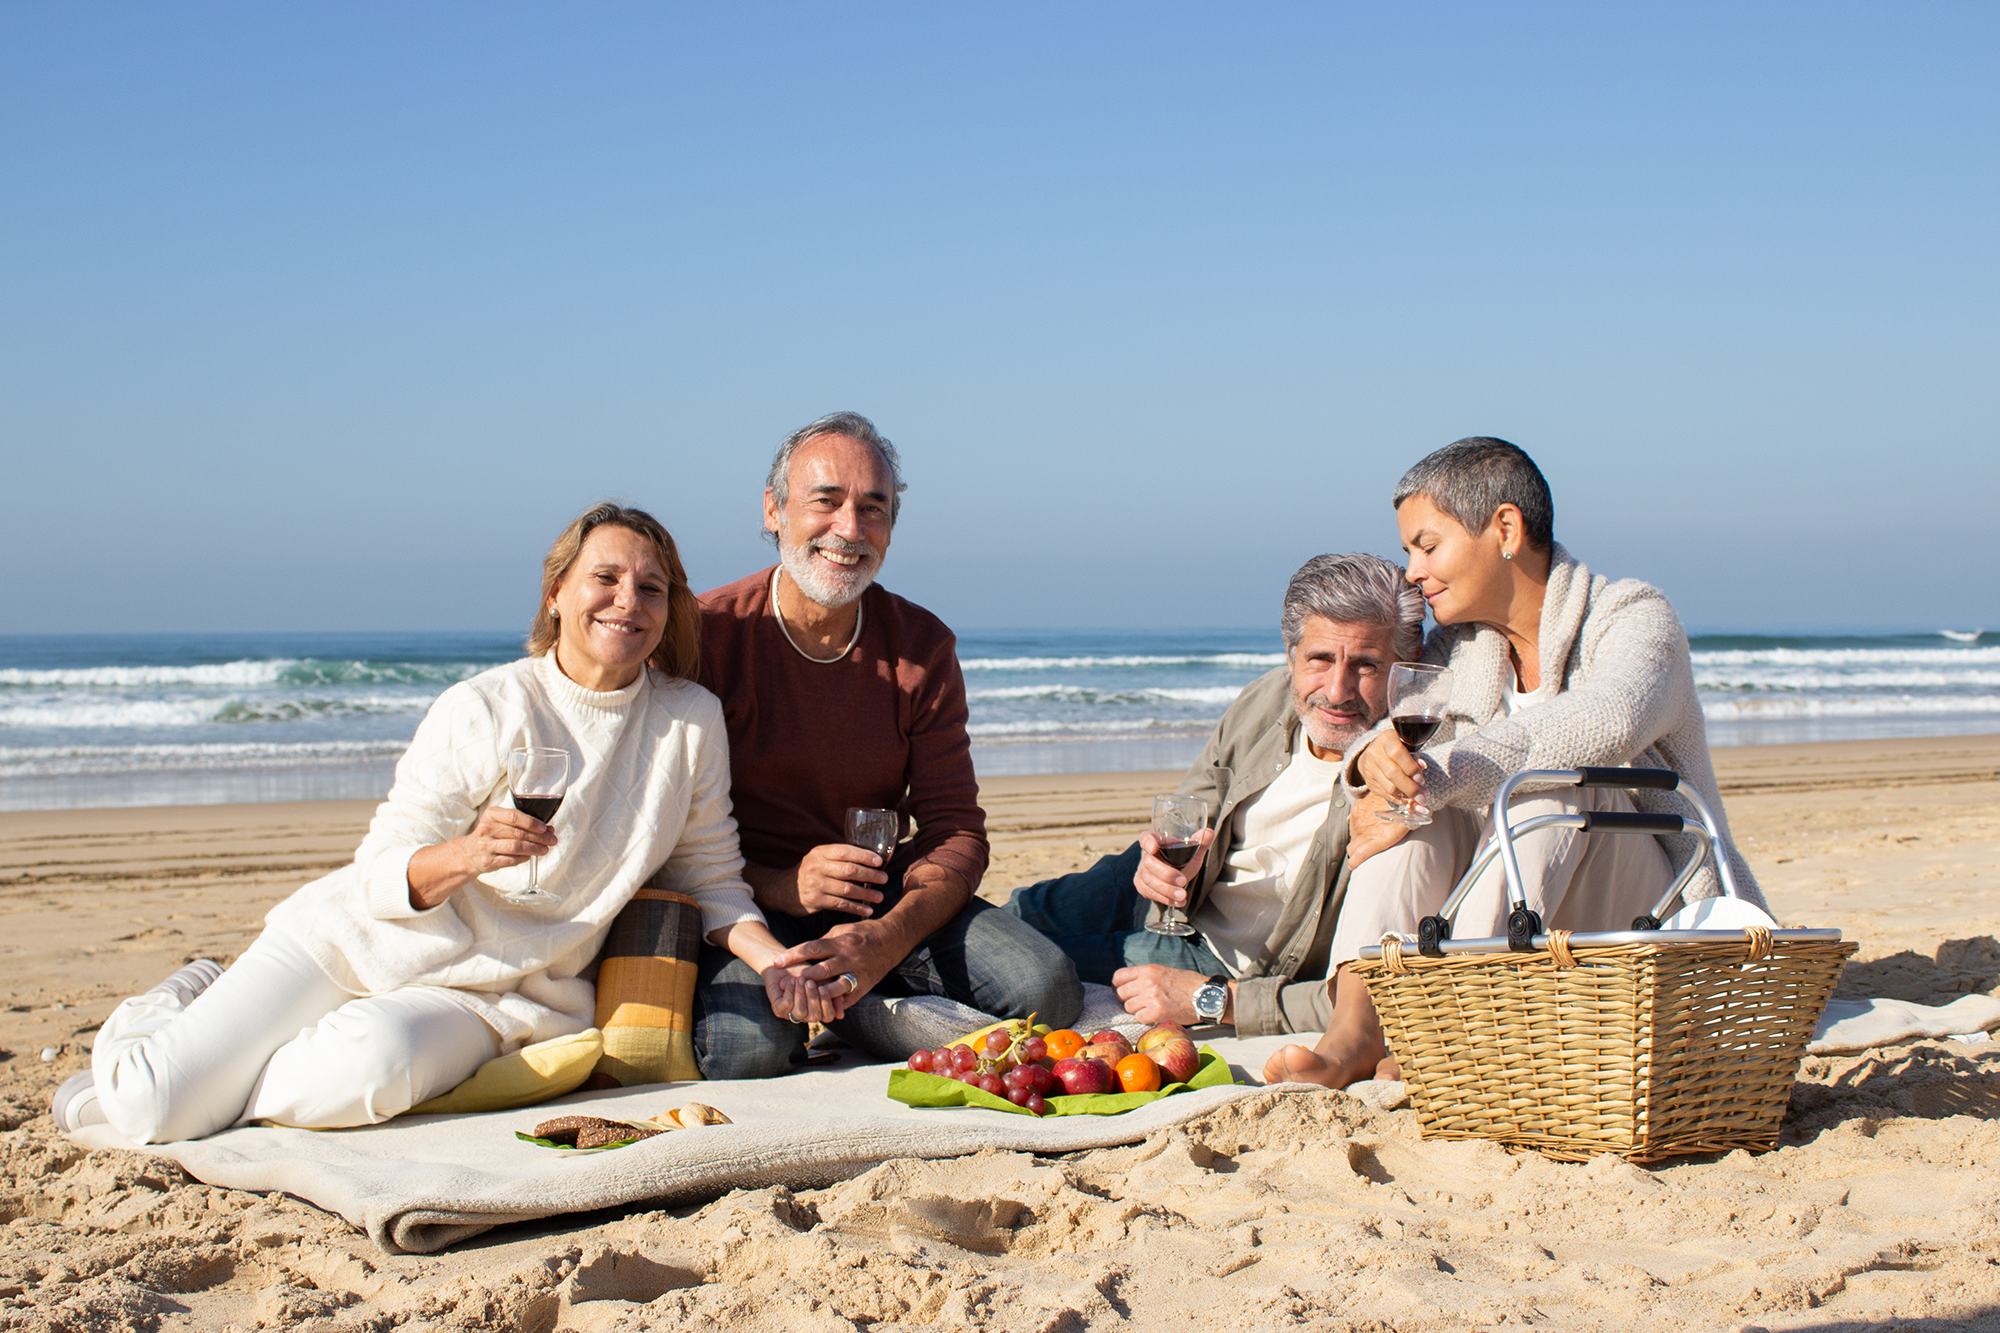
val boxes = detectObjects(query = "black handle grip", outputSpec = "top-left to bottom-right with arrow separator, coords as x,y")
1417,915 -> 1452,957
1574,766 -> 1680,791
1507,906 -> 1543,952
1578,811 -> 1685,834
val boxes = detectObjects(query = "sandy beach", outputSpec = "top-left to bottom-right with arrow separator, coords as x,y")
3,734 -> 1998,1331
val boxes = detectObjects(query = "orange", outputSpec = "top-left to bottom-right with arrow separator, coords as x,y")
1115,1052 -> 1161,1093
1043,1029 -> 1085,1061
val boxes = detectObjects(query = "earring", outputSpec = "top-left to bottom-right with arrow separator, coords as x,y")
1502,549 -> 1513,560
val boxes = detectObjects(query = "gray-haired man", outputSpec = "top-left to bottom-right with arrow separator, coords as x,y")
1003,553 -> 1425,1036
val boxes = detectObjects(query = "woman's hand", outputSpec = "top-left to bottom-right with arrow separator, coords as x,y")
1133,828 -> 1215,909
715,920 -> 852,1024
761,964 -> 847,1024
405,806 -> 557,910
1355,731 -> 1426,806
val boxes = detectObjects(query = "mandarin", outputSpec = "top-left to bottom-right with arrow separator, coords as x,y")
1114,1052 -> 1161,1093
1042,1029 -> 1085,1061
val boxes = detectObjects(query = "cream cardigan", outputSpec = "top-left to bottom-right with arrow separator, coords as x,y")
265,654 -> 764,1048
1349,544 -> 1765,909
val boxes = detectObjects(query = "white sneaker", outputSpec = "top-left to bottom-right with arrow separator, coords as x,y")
51,1071 -> 105,1132
151,958 -> 224,1009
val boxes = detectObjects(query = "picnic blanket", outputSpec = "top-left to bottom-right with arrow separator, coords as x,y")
1806,994 -> 2000,1054
71,1031 -> 1310,1255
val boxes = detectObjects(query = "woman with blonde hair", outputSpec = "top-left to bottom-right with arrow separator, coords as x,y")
60,503 -> 831,1143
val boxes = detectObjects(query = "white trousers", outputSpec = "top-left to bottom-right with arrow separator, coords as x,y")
1330,786 -> 1676,964
93,926 -> 500,1144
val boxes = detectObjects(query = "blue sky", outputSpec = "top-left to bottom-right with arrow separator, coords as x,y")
3,3 -> 1995,634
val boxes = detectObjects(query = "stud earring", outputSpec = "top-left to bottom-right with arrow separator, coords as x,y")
1502,549 -> 1513,560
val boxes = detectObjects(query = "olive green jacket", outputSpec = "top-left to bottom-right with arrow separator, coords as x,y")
1153,665 -> 1352,1035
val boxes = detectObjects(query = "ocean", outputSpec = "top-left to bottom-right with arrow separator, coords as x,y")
1,627 -> 1996,811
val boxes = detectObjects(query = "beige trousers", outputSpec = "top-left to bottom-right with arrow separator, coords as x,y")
1331,786 -> 1675,963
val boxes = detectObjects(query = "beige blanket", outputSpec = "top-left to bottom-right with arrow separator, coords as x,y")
73,1032 -> 1307,1254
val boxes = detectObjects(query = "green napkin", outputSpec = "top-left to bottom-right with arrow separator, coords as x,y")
886,1046 -> 1234,1117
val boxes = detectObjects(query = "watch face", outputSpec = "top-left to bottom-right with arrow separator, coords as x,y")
1194,984 -> 1226,1020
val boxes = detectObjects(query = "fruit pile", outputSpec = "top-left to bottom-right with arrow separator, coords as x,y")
903,1016 -> 1203,1116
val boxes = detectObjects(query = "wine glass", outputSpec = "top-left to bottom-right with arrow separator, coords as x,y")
1376,663 -> 1453,828
844,807 -> 900,863
503,746 -> 570,905
1145,794 -> 1209,937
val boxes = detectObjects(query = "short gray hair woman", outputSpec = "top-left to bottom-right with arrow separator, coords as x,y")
1264,436 -> 1768,1092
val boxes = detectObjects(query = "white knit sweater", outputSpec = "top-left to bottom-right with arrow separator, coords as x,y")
265,654 -> 764,1048
1349,544 -> 1766,910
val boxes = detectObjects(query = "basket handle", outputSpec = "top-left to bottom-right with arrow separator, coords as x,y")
1574,766 -> 1680,790
1417,765 -> 1747,953
1578,811 -> 1684,834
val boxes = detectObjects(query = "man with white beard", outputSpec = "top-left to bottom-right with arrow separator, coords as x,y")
691,412 -> 1082,1077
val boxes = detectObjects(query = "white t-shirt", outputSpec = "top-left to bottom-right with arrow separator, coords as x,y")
1192,727 -> 1346,978
1496,677 -> 1548,717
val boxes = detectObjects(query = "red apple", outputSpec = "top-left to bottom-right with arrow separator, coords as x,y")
1143,1036 -> 1200,1085
1054,1056 -> 1114,1096
1077,1040 -> 1130,1065
1087,1029 -> 1132,1049
1136,1022 -> 1192,1052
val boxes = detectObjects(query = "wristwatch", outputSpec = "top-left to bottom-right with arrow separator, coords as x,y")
1192,974 -> 1230,1025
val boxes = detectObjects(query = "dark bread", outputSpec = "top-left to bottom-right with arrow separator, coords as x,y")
532,1114 -> 660,1148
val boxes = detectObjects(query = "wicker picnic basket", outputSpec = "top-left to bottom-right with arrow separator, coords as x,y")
1350,767 -> 1855,1163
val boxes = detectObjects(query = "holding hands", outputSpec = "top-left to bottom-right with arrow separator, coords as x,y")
714,921 -> 856,1024
757,958 -> 849,1025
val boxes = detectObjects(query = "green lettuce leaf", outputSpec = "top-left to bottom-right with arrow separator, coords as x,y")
886,1046 -> 1235,1117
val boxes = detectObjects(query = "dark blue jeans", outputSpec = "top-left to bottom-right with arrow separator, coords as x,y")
693,870 -> 1083,1080
1002,842 -> 1228,984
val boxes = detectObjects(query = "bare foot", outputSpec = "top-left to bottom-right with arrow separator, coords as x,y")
1262,1043 -> 1344,1088
1374,1052 -> 1401,1082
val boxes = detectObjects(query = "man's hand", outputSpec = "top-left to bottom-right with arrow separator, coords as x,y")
1111,964 -> 1227,1027
1133,828 -> 1215,909
748,844 -> 888,918
770,921 -> 896,1015
760,964 -> 845,1025
1344,789 -> 1410,867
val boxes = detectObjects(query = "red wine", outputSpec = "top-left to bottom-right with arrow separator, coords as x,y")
1393,715 -> 1443,748
1157,839 -> 1199,869
514,793 -> 564,824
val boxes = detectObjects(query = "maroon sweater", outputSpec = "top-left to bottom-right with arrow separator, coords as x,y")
696,567 -> 988,891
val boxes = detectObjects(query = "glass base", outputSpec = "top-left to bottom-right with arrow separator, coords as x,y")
498,887 -> 561,906
1375,805 -> 1433,828
1147,918 -> 1198,937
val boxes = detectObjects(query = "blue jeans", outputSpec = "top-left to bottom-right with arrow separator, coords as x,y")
1003,842 -> 1228,984
693,870 -> 1083,1080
